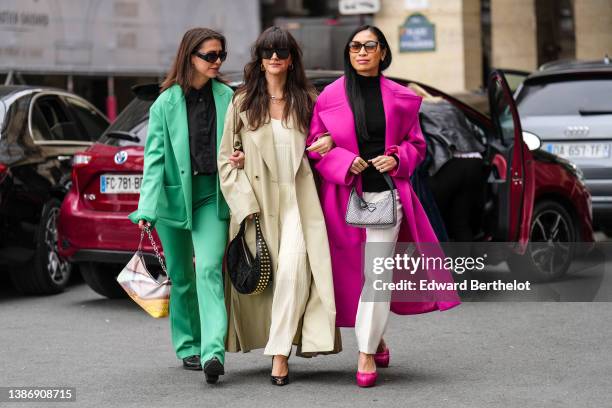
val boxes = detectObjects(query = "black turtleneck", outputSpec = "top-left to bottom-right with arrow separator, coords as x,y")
356,74 -> 389,192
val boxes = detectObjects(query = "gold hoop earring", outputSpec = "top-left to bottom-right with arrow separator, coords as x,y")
261,63 -> 265,72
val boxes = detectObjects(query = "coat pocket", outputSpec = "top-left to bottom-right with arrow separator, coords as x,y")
157,185 -> 187,221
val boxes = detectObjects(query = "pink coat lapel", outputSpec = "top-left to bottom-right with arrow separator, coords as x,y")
317,89 -> 359,155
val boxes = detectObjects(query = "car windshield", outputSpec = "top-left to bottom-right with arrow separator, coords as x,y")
1,89 -> 34,136
98,98 -> 152,146
516,77 -> 612,116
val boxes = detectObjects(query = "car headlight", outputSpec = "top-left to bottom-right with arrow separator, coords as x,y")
569,161 -> 585,183
555,156 -> 584,183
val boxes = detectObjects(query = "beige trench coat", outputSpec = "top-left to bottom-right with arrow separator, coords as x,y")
217,99 -> 341,355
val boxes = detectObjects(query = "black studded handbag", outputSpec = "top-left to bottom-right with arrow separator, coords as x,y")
226,214 -> 272,295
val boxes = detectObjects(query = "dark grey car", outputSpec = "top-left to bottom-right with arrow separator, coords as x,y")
0,85 -> 109,294
515,58 -> 612,234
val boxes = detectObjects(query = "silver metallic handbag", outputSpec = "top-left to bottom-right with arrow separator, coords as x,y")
345,173 -> 397,229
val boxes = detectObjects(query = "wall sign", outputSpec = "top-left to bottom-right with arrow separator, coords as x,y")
399,13 -> 436,52
339,0 -> 380,15
404,0 -> 430,10
0,0 -> 259,74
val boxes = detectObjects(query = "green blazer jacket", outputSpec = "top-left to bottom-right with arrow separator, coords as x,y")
128,81 -> 233,230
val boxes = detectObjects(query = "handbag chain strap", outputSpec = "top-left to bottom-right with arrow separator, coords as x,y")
138,226 -> 168,275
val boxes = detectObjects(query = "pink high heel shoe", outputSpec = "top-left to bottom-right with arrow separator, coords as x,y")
374,347 -> 390,368
356,371 -> 378,387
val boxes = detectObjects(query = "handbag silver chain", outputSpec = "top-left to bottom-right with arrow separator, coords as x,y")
140,226 -> 168,275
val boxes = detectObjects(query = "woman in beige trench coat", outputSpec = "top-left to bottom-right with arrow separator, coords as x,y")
217,27 -> 340,386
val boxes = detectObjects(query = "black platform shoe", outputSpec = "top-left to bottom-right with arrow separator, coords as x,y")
182,355 -> 202,371
270,356 -> 289,386
203,357 -> 225,384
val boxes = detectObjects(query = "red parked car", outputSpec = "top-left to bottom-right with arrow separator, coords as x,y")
57,85 -> 159,298
57,71 -> 594,298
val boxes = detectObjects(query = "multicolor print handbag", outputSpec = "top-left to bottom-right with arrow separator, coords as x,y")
116,226 -> 170,318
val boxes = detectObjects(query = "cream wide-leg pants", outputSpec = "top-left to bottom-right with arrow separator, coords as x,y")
355,189 -> 404,354
263,184 -> 311,356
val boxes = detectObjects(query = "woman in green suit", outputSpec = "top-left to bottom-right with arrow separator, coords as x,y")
128,27 -> 233,385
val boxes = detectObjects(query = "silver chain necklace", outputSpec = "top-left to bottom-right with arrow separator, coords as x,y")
269,94 -> 284,104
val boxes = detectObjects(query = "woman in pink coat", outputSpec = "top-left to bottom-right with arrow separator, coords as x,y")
306,25 -> 460,388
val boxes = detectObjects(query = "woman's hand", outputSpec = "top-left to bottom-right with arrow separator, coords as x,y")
350,157 -> 369,175
138,219 -> 151,230
370,155 -> 398,173
246,213 -> 259,220
306,133 -> 334,156
229,150 -> 245,169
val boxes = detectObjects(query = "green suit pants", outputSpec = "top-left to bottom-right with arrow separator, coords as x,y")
155,174 -> 228,364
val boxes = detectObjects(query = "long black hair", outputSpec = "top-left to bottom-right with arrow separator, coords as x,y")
236,26 -> 316,133
343,25 -> 392,141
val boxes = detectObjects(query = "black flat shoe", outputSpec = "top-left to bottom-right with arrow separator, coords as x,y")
182,355 -> 202,371
203,357 -> 225,384
270,356 -> 289,386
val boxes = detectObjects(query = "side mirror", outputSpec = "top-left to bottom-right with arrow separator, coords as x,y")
522,131 -> 542,151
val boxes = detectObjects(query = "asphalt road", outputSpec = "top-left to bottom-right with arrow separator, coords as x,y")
2,269 -> 612,408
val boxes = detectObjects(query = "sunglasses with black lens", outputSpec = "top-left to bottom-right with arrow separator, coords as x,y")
260,48 -> 291,60
193,50 -> 227,63
348,41 -> 379,53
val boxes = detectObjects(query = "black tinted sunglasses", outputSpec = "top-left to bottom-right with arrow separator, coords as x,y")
193,50 -> 227,63
260,48 -> 290,60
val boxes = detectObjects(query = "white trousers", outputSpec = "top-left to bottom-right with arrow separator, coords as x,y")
355,189 -> 403,354
264,184 -> 311,356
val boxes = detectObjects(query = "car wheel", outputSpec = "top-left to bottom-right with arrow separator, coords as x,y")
10,198 -> 72,294
80,262 -> 127,299
508,200 -> 576,282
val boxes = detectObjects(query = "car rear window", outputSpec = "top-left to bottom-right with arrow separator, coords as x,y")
98,98 -> 152,146
516,77 -> 612,116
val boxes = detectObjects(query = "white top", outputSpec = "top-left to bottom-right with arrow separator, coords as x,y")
271,118 -> 294,185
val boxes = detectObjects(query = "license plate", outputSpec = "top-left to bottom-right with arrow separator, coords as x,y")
545,142 -> 611,159
100,174 -> 143,194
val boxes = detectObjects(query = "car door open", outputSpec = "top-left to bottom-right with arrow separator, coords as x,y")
488,70 -> 535,249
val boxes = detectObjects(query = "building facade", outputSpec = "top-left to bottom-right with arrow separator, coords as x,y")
2,0 -> 610,117
0,0 -> 261,117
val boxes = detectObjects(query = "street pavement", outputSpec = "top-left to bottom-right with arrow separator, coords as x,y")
2,270 -> 612,408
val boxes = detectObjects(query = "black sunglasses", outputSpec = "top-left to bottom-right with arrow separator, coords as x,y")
348,41 -> 379,53
260,47 -> 291,60
193,50 -> 227,63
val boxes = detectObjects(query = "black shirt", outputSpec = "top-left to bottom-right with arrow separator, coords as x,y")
185,81 -> 217,175
356,74 -> 390,192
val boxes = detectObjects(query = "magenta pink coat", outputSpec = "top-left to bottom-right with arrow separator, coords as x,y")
307,76 -> 460,327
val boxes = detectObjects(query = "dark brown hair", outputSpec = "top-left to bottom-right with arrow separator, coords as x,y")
160,27 -> 227,94
235,26 -> 316,134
